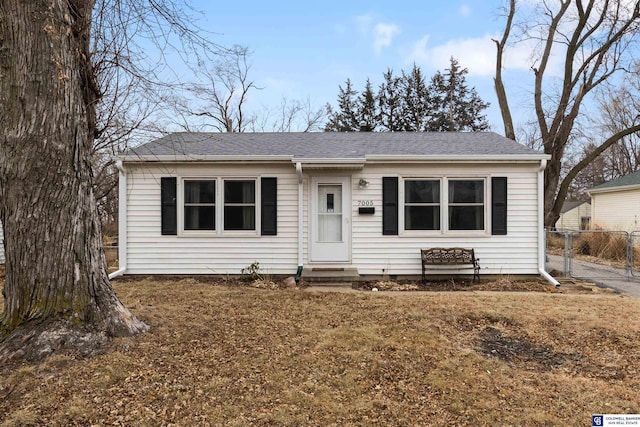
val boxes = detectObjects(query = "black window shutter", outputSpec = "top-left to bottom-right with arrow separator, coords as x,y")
382,177 -> 399,235
161,177 -> 177,235
261,177 -> 277,236
491,177 -> 507,235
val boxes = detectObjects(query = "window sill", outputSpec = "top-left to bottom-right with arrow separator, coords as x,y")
400,230 -> 491,238
178,230 -> 260,238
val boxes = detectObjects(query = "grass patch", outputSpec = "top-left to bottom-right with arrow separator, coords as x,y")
575,228 -> 628,262
0,277 -> 639,426
546,231 -> 566,251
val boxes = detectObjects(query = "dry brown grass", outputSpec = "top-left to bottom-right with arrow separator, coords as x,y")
103,247 -> 119,272
575,229 -> 628,262
546,231 -> 566,252
1,277 -> 640,426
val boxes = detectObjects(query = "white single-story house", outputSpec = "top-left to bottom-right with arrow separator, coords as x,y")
554,200 -> 591,231
588,170 -> 640,231
112,132 -> 556,283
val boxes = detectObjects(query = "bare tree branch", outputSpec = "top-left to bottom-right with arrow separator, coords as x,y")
494,0 -> 640,226
493,0 -> 516,140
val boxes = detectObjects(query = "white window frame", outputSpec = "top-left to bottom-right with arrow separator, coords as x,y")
182,179 -> 216,233
400,176 -> 489,236
447,178 -> 486,233
403,178 -> 442,232
178,176 -> 260,237
222,178 -> 257,232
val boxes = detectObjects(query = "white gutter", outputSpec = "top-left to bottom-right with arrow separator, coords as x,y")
537,158 -> 560,288
120,154 -> 293,163
294,158 -> 366,164
120,154 -> 550,164
109,160 -> 127,280
365,154 -> 550,162
296,162 -> 304,280
588,183 -> 640,195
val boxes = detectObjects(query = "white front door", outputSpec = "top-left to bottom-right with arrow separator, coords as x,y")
311,176 -> 351,262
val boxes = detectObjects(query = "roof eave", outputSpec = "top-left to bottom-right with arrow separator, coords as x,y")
118,153 -> 549,164
588,183 -> 640,195
292,158 -> 367,170
364,154 -> 550,162
118,154 -> 295,163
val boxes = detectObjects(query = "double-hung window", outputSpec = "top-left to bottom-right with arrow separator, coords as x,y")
448,179 -> 484,231
404,179 -> 440,230
184,180 -> 216,230
402,178 -> 486,232
386,175 -> 500,236
223,180 -> 256,231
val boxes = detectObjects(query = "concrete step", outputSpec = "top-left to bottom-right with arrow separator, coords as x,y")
302,267 -> 360,282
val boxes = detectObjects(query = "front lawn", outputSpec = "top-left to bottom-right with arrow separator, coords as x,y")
1,276 -> 639,426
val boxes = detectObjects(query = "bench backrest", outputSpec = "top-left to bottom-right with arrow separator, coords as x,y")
421,247 -> 475,264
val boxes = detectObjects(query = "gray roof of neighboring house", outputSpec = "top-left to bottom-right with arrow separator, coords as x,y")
125,132 -> 545,160
560,200 -> 590,214
590,170 -> 640,192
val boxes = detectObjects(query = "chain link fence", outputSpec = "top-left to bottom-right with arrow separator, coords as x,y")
546,229 -> 632,280
630,232 -> 640,278
103,237 -> 119,272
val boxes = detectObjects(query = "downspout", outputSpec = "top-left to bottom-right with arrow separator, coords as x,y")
538,159 -> 560,288
109,160 -> 127,280
294,162 -> 304,283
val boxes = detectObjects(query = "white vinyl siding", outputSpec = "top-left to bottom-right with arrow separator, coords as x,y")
123,161 -> 542,277
126,163 -> 299,275
554,203 -> 591,231
348,163 -> 541,276
591,188 -> 640,231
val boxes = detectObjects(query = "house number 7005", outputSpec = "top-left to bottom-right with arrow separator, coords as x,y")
357,200 -> 374,206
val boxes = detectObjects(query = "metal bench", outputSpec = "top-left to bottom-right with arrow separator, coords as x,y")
421,247 -> 480,283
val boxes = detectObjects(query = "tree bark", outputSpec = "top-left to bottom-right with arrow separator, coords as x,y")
493,0 -> 516,141
547,124 -> 640,226
494,0 -> 640,228
0,0 -> 148,362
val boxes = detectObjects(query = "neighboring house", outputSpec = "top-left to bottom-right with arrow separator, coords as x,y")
0,220 -> 4,264
588,170 -> 640,231
113,132 -> 552,281
554,200 -> 591,231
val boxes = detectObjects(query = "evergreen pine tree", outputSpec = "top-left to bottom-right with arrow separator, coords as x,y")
377,69 -> 405,131
359,79 -> 378,131
324,79 -> 360,132
401,64 -> 432,131
326,60 -> 489,132
426,57 -> 490,131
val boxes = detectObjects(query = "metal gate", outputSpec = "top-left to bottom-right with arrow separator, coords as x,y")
545,229 -> 632,280
631,232 -> 640,278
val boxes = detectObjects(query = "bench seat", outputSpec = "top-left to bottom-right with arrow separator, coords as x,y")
421,247 -> 480,283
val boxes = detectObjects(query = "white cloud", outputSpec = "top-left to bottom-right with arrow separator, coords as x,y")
373,23 -> 400,54
409,35 -> 497,75
458,5 -> 472,17
353,14 -> 400,54
407,34 -> 562,77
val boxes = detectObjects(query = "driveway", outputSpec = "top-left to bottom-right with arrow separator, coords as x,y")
546,254 -> 640,298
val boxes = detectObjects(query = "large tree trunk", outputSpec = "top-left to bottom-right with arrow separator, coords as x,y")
0,0 -> 147,362
543,156 -> 564,228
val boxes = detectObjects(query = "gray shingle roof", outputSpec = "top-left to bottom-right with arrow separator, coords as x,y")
125,131 -> 544,159
590,170 -> 640,191
560,200 -> 590,213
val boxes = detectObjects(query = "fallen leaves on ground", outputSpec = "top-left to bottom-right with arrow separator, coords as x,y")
0,276 -> 639,426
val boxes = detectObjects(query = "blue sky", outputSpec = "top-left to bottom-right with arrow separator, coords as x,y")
186,0 -> 539,133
